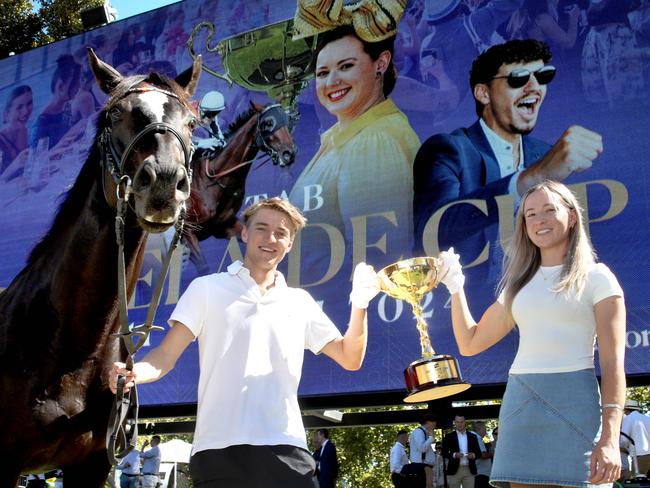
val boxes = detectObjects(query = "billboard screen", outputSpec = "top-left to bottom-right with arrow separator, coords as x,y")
0,0 -> 648,406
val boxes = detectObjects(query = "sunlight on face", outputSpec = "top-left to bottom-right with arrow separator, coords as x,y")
315,35 -> 383,124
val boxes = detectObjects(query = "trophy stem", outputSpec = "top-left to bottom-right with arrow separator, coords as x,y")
412,301 -> 435,358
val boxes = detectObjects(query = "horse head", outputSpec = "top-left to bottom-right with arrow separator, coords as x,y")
252,101 -> 296,167
88,48 -> 202,233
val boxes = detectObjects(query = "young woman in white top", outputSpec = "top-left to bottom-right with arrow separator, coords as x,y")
439,180 -> 626,487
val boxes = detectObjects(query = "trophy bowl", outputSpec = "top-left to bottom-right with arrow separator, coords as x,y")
378,257 -> 471,403
187,19 -> 318,121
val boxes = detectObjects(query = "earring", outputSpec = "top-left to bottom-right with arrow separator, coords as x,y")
375,71 -> 382,80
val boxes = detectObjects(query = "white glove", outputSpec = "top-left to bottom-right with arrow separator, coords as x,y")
440,247 -> 465,295
349,262 -> 380,309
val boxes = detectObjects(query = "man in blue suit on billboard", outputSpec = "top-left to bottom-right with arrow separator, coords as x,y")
413,40 -> 603,279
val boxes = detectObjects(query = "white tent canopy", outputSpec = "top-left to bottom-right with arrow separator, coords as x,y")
159,439 -> 192,463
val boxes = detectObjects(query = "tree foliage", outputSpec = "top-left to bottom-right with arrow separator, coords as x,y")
0,0 -> 104,59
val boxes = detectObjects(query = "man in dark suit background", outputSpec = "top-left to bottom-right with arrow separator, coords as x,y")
442,416 -> 483,488
413,39 -> 603,278
313,429 -> 339,488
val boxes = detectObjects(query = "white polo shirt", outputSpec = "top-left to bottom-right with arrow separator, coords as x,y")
169,261 -> 342,454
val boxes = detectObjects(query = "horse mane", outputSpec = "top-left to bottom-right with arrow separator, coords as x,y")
225,105 -> 258,139
27,71 -> 190,266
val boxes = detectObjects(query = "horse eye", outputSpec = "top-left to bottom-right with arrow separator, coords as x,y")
108,107 -> 123,123
188,118 -> 198,131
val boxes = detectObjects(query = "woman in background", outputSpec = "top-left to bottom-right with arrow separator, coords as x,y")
32,54 -> 81,149
0,85 -> 33,180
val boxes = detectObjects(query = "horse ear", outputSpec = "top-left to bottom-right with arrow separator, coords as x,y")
250,100 -> 264,112
175,55 -> 202,98
87,47 -> 123,94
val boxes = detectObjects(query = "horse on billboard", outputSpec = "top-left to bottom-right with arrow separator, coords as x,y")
185,101 -> 296,273
0,49 -> 201,486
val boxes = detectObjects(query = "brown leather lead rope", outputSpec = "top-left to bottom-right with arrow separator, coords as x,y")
106,178 -> 185,465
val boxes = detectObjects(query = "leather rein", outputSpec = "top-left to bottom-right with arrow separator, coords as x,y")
102,82 -> 195,465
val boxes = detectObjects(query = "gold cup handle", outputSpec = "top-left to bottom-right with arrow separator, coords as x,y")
186,22 -> 233,85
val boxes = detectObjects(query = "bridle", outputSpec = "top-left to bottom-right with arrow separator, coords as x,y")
98,82 -> 196,204
103,81 -> 196,465
202,104 -> 293,188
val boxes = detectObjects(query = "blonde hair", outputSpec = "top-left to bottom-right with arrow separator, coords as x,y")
499,180 -> 596,314
242,197 -> 307,236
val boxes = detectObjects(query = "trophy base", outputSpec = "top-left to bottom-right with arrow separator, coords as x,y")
403,355 -> 471,403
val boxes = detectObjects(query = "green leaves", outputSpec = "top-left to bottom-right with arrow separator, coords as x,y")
0,0 -> 104,59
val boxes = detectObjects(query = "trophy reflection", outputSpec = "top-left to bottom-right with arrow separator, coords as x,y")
378,257 -> 471,402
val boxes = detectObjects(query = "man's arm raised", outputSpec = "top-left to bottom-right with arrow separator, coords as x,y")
321,263 -> 379,371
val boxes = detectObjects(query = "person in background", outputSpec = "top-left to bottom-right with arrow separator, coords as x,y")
471,421 -> 492,488
140,436 -> 162,488
439,179 -> 626,487
432,442 -> 446,488
410,414 -> 437,488
25,474 -> 47,488
391,430 -> 410,487
117,447 -> 141,488
196,90 -> 227,151
314,429 -> 339,488
442,415 -> 482,488
621,399 -> 650,477
32,54 -> 81,150
0,85 -> 33,180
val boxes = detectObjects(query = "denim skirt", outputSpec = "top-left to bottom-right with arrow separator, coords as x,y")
490,369 -> 610,488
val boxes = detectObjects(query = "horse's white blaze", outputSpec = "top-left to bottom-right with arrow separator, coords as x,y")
139,91 -> 168,122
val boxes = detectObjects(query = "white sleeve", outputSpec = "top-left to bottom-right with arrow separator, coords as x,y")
300,290 -> 343,354
590,263 -> 624,305
168,277 -> 207,337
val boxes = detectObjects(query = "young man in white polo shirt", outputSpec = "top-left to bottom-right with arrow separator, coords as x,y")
110,197 -> 380,487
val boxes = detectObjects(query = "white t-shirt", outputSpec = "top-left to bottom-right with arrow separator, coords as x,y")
503,262 -> 623,374
169,261 -> 342,454
621,410 -> 650,456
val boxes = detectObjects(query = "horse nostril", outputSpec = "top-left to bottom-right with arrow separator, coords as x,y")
176,167 -> 190,195
134,163 -> 156,191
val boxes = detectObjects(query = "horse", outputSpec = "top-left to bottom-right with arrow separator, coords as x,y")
0,49 -> 201,486
184,102 -> 296,274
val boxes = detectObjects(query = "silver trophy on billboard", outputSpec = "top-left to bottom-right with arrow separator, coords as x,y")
378,256 -> 471,402
187,19 -> 318,124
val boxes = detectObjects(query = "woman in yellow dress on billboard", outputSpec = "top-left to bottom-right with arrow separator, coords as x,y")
289,0 -> 420,285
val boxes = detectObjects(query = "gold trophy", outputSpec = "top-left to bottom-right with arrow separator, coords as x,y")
378,257 -> 470,402
187,19 -> 318,123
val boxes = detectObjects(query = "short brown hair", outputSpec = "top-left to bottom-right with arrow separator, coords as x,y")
242,197 -> 307,235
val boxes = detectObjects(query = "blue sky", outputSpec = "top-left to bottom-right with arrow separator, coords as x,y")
110,0 -> 181,20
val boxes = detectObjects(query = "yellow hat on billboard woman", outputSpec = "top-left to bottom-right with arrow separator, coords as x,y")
292,0 -> 407,42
